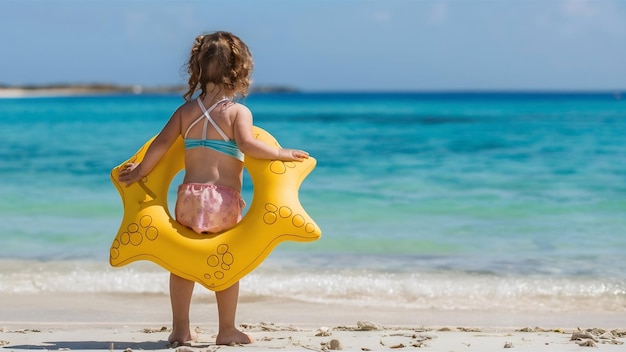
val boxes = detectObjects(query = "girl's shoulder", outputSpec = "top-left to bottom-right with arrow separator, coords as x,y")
173,99 -> 251,121
176,100 -> 198,115
229,101 -> 251,116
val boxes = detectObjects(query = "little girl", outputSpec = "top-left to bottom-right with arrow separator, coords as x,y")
118,31 -> 309,346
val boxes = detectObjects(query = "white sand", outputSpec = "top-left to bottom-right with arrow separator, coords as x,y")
0,88 -> 94,98
1,292 -> 624,351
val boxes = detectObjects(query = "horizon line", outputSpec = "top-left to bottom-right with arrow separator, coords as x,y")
1,84 -> 624,91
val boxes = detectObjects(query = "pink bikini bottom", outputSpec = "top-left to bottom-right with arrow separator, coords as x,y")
175,183 -> 245,234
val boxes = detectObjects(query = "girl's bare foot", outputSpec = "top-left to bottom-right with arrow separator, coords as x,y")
168,327 -> 198,346
216,327 -> 254,345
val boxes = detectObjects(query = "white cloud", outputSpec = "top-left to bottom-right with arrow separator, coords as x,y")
557,0 -> 626,36
561,0 -> 595,18
428,3 -> 448,24
372,10 -> 392,23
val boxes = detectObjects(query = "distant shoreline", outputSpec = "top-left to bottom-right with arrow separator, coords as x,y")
0,83 -> 623,99
0,83 -> 299,98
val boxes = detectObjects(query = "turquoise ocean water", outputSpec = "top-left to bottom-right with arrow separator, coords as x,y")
1,92 -> 625,312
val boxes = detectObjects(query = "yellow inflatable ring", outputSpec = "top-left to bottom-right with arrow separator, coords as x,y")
109,127 -> 321,291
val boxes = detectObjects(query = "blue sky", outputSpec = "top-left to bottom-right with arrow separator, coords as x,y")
1,0 -> 625,91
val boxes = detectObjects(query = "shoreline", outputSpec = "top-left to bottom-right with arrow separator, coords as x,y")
1,292 -> 625,351
0,87 -> 173,98
0,85 -> 298,98
2,292 -> 624,329
1,257 -> 625,314
1,86 -> 623,99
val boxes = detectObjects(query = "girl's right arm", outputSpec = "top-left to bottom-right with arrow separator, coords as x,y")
234,104 -> 309,161
118,107 -> 183,186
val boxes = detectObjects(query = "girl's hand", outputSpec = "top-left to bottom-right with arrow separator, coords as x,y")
278,149 -> 310,162
118,162 -> 144,186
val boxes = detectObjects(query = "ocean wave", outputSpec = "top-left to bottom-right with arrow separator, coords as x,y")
1,259 -> 623,313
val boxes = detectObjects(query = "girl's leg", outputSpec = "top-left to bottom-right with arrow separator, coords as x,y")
214,281 -> 254,345
168,273 -> 198,344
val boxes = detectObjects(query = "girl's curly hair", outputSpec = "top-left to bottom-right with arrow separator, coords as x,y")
183,31 -> 253,101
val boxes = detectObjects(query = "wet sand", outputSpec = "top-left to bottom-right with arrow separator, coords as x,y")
1,292 -> 624,351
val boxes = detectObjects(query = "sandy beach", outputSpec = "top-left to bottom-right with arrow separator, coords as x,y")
0,88 -> 123,98
1,292 -> 624,351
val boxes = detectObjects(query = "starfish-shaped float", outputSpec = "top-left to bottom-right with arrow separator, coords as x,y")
109,127 -> 321,291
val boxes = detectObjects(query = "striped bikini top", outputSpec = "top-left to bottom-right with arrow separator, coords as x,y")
183,98 -> 244,162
